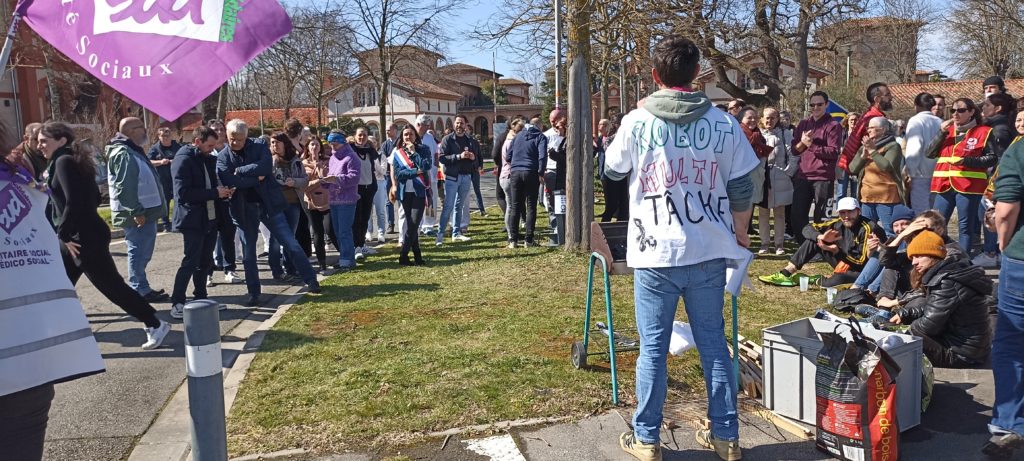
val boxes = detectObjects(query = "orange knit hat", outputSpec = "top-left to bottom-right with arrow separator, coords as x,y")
907,230 -> 947,259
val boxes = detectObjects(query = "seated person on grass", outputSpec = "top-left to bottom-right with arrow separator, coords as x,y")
760,197 -> 887,287
888,230 -> 993,368
849,204 -> 916,297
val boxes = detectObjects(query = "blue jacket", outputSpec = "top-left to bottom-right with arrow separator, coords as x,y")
392,144 -> 433,197
507,125 -> 548,174
171,145 -> 223,232
216,138 -> 285,222
148,140 -> 181,193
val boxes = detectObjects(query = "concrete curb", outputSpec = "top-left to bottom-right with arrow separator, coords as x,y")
127,289 -> 306,461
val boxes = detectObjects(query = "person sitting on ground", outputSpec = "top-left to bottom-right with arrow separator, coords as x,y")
873,210 -> 968,310
760,197 -> 886,287
888,230 -> 993,368
849,204 -> 916,297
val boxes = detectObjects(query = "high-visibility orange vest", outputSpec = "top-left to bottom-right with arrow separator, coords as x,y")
931,125 -> 992,195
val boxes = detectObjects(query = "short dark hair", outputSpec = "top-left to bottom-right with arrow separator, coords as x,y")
454,114 -> 469,124
284,118 -> 304,138
651,36 -> 701,88
933,94 -> 945,101
914,92 -> 935,111
809,91 -> 829,103
866,82 -> 888,105
192,126 -> 218,143
988,92 -> 1016,117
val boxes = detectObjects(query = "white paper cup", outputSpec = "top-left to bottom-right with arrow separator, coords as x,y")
826,287 -> 837,304
799,276 -> 809,292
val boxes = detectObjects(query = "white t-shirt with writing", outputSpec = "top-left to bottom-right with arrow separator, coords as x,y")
604,106 -> 759,269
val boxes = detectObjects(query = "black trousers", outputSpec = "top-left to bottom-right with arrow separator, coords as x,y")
789,238 -> 862,287
508,170 -> 540,243
791,177 -> 834,243
63,229 -> 160,328
354,183 -> 378,248
0,383 -> 54,461
919,333 -> 984,368
295,208 -> 312,257
171,225 -> 217,305
601,177 -> 630,222
400,193 -> 425,261
308,208 -> 340,268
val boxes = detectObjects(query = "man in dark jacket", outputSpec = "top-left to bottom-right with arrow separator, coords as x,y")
169,126 -> 234,318
791,90 -> 843,243
436,115 -> 481,245
504,117 -> 548,247
148,127 -> 181,232
217,119 -> 321,306
761,197 -> 887,287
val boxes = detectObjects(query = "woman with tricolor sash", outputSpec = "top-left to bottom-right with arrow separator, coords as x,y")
926,97 -> 998,252
391,126 -> 433,265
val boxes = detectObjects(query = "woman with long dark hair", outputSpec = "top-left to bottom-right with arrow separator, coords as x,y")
37,122 -> 169,349
267,132 -> 308,281
350,127 -> 379,260
303,136 -> 340,273
926,98 -> 997,252
392,126 -> 433,265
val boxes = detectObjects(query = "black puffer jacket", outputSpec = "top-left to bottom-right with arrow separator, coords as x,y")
895,258 -> 993,362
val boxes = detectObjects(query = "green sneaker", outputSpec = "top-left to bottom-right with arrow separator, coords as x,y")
696,429 -> 742,461
758,272 -> 796,287
620,432 -> 661,461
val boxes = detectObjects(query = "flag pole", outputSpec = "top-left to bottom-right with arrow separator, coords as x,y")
0,11 -> 22,79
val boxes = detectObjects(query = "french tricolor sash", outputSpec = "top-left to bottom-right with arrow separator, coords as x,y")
395,147 -> 432,208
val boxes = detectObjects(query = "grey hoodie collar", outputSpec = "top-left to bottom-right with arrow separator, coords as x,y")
643,89 -> 712,126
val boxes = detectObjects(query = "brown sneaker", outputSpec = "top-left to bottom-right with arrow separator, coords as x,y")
696,429 -> 742,460
619,431 -> 662,461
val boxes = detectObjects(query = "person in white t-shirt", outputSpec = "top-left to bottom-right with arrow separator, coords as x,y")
604,36 -> 758,461
904,92 -> 943,214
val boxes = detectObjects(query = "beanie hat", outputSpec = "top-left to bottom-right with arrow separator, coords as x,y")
907,230 -> 947,259
984,76 -> 1005,90
890,205 -> 915,226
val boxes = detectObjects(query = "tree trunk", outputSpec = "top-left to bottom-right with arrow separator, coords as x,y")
41,47 -> 62,121
564,0 -> 594,251
216,83 -> 228,120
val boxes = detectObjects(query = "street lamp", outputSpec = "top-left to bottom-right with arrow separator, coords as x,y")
334,98 -> 341,128
257,90 -> 265,135
845,44 -> 853,87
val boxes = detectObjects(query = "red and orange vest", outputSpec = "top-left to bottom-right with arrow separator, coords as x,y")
931,125 -> 992,195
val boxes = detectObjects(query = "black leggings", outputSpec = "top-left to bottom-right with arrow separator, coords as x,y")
63,230 -> 160,328
789,238 -> 862,287
601,176 -> 630,222
0,383 -> 54,461
354,183 -> 378,248
401,193 -> 425,261
308,208 -> 340,267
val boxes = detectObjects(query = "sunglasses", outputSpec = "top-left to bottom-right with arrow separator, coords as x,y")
952,107 -> 971,114
809,102 -> 826,107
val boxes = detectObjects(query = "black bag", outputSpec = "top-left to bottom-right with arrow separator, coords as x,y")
833,288 -> 874,312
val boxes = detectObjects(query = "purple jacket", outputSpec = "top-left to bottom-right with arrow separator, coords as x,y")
792,114 -> 842,181
326,143 -> 360,205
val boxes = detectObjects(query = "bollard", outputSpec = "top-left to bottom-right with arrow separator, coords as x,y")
552,191 -> 566,246
183,299 -> 227,461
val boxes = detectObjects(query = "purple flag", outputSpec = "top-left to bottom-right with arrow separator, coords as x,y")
17,0 -> 291,121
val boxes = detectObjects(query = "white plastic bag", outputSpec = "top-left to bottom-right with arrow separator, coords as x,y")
669,321 -> 695,355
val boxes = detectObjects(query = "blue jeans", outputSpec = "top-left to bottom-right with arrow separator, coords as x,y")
236,206 -> 262,296
852,256 -> 884,293
835,171 -> 858,201
438,175 -> 471,239
261,210 -> 317,285
992,255 -> 1024,435
932,190 -> 981,252
123,221 -> 158,295
632,259 -> 737,444
330,204 -> 357,268
268,203 -> 302,276
861,202 -> 897,238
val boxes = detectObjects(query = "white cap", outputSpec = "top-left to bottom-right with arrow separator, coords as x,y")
836,197 -> 860,212
415,114 -> 430,125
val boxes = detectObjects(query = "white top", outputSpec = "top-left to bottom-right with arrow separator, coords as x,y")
604,106 -> 759,268
904,111 -> 943,179
544,128 -> 564,171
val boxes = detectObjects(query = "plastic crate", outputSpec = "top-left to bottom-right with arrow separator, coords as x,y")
762,317 -> 923,431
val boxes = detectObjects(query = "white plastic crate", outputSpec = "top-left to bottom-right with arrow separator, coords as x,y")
762,317 -> 923,431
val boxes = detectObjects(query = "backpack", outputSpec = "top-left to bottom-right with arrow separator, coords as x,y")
833,288 -> 874,312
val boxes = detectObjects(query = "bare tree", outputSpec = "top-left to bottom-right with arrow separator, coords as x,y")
339,0 -> 456,130
564,0 -> 595,251
947,0 -> 1024,79
290,3 -> 354,127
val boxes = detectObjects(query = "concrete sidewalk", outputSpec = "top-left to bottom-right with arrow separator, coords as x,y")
43,231 -> 313,461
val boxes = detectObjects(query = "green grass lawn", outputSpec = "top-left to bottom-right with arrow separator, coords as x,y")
226,207 -> 833,456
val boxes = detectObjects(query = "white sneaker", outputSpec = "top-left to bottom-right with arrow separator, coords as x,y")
206,275 -> 215,287
507,242 -> 517,249
453,234 -> 472,242
972,252 -> 1000,268
758,247 -> 769,255
224,271 -> 243,283
170,303 -> 184,319
775,248 -> 786,256
355,251 -> 365,261
142,320 -> 170,350
365,232 -> 373,241
377,233 -> 386,243
362,245 -> 378,255
435,239 -> 443,247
